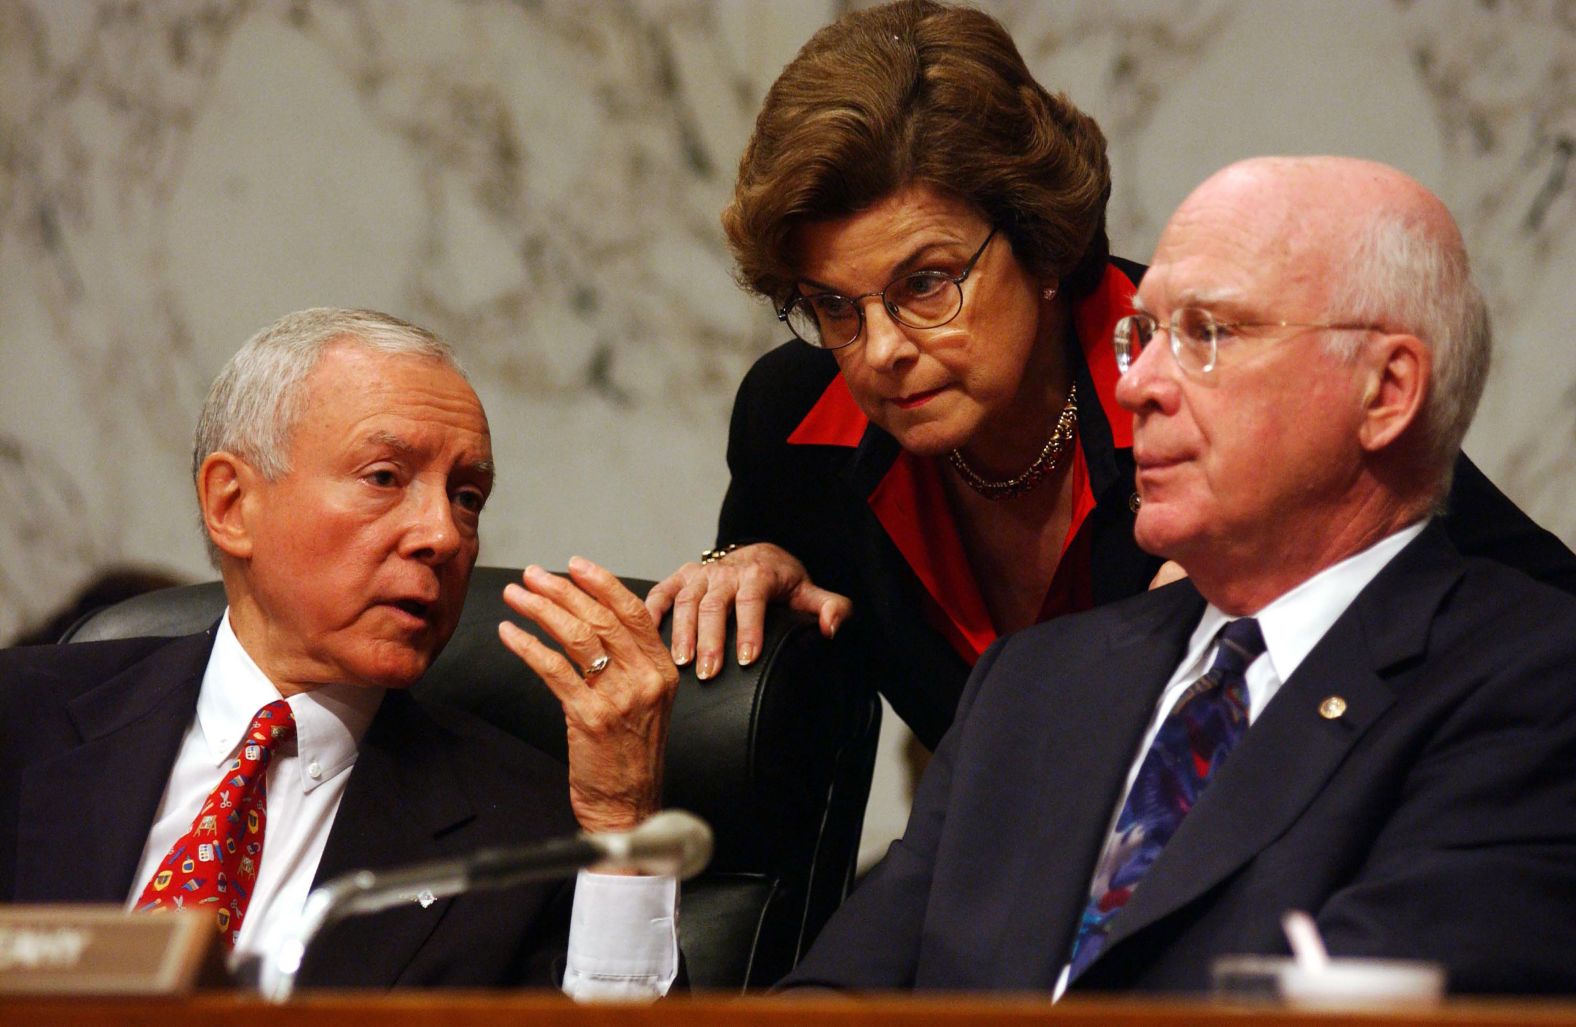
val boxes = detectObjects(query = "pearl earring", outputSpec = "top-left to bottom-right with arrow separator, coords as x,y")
1042,286 -> 1058,301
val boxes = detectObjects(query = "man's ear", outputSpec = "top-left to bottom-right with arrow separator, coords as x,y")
1357,332 -> 1430,454
197,451 -> 263,560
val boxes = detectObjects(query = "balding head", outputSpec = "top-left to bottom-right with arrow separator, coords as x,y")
1119,157 -> 1491,612
1191,156 -> 1462,244
1170,157 -> 1490,497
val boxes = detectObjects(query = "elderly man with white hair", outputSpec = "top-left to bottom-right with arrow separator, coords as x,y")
0,308 -> 679,996
780,157 -> 1576,997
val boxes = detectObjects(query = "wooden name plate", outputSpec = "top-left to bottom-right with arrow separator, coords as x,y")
0,906 -> 215,995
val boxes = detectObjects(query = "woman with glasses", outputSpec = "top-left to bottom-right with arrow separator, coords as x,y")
647,0 -> 1576,752
645,0 -> 1153,750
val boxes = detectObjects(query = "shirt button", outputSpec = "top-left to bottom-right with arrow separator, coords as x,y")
307,761 -> 323,779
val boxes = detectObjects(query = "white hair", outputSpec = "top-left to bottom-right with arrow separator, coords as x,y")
192,307 -> 466,563
1324,214 -> 1491,500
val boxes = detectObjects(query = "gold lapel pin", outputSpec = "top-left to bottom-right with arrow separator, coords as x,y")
1318,696 -> 1347,720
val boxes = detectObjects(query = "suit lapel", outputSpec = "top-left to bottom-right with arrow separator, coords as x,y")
14,631 -> 213,903
299,690 -> 477,988
994,583 -> 1206,985
1099,525 -> 1463,958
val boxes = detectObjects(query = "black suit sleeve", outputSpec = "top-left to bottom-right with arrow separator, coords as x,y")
776,639 -> 1008,991
715,343 -> 844,554
1314,571 -> 1576,994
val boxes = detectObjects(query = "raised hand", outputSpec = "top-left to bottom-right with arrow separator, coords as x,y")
499,557 -> 679,834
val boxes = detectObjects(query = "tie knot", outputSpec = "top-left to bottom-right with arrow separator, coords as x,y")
1210,618 -> 1266,680
246,699 -> 296,754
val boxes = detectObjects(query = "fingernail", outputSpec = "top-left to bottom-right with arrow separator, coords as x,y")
568,555 -> 588,573
673,647 -> 692,667
738,643 -> 756,667
697,655 -> 716,680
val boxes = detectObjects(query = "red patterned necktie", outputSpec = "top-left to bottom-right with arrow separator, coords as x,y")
135,699 -> 296,947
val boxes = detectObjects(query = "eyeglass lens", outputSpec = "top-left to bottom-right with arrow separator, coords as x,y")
1114,308 -> 1221,374
787,274 -> 964,348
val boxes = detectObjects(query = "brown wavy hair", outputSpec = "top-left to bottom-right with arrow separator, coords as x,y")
725,0 -> 1112,306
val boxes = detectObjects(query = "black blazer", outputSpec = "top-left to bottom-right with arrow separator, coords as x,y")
0,627 -> 578,987
717,261 -> 1576,751
781,523 -> 1576,995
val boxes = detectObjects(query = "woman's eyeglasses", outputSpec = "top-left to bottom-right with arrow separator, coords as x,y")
778,228 -> 998,350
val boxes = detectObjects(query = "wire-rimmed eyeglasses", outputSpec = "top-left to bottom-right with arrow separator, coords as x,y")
777,228 -> 998,350
1113,307 -> 1386,376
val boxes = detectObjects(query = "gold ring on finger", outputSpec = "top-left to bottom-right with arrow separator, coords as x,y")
585,655 -> 611,676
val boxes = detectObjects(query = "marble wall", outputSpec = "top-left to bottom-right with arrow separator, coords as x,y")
3,0 -> 1573,860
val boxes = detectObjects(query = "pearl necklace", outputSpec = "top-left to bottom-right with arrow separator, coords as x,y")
946,383 -> 1078,501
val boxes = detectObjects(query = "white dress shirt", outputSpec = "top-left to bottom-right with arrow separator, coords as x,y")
126,612 -> 676,999
1052,521 -> 1427,999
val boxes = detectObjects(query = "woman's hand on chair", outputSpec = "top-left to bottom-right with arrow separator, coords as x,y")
646,542 -> 852,681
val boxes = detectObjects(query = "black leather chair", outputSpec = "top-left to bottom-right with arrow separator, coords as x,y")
60,567 -> 881,991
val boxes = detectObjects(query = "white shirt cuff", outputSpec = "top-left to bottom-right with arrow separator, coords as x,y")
561,870 -> 679,1002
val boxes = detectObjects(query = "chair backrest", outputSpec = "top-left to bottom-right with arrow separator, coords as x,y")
61,567 -> 881,990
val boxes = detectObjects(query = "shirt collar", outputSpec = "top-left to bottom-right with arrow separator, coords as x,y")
199,611 -> 385,793
1185,520 -> 1428,686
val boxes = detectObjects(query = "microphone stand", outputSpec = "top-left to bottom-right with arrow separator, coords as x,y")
257,810 -> 711,1002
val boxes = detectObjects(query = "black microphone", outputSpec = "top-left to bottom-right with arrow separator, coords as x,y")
258,810 -> 712,1001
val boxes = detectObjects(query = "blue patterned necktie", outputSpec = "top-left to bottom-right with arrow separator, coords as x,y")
1067,617 -> 1266,980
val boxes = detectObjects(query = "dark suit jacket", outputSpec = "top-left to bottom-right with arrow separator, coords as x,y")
781,524 -> 1576,995
718,260 -> 1576,752
0,627 -> 579,988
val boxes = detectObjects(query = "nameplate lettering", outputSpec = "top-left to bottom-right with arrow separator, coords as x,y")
0,906 -> 214,995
